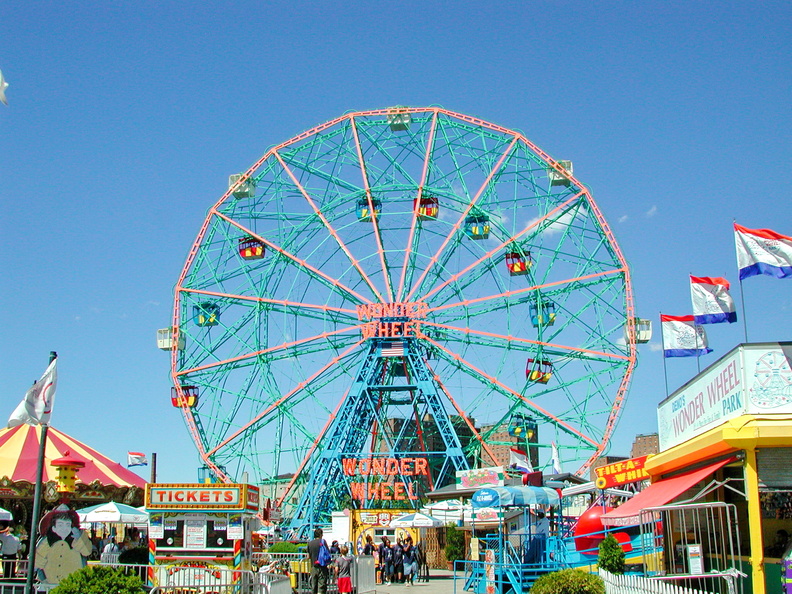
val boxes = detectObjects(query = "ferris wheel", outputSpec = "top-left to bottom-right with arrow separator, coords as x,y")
166,107 -> 638,530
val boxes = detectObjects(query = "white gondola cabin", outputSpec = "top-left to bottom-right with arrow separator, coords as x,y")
387,107 -> 412,132
526,358 -> 553,384
156,328 -> 185,351
624,318 -> 653,344
228,173 -> 255,198
548,160 -> 573,187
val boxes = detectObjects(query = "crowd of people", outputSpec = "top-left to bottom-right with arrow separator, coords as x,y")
368,534 -> 425,586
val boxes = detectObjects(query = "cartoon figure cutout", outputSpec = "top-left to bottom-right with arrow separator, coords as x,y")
35,504 -> 92,584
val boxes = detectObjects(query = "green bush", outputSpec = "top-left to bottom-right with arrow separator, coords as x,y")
51,565 -> 145,594
531,568 -> 605,594
269,541 -> 300,553
444,524 -> 465,564
119,546 -> 149,565
597,534 -> 625,575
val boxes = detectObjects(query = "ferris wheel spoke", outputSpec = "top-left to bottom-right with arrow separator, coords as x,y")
273,150 -> 386,303
214,211 -> 373,305
424,337 -> 598,446
349,115 -> 394,301
397,110 -> 439,302
205,341 -> 364,457
404,136 -> 519,303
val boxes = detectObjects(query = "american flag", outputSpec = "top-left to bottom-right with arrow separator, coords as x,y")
380,341 -> 405,357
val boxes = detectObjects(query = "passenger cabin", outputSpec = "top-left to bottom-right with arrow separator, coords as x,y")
228,173 -> 255,198
548,160 -> 573,187
156,328 -> 185,351
386,107 -> 412,132
193,302 -> 220,327
415,196 -> 439,220
624,318 -> 653,344
357,197 -> 382,222
506,251 -> 532,276
171,386 -> 199,408
238,236 -> 265,260
530,302 -> 557,327
526,358 -> 553,384
464,215 -> 490,239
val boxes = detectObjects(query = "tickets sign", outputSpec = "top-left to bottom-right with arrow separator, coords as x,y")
594,456 -> 649,489
146,483 -> 259,512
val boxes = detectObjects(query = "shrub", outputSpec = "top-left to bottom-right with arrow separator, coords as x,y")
269,541 -> 300,553
597,534 -> 625,575
51,565 -> 145,594
531,568 -> 605,594
444,524 -> 465,565
119,546 -> 149,565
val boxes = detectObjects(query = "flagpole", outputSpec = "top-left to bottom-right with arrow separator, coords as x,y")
660,313 -> 670,398
739,278 -> 748,343
24,351 -> 56,594
150,452 -> 157,483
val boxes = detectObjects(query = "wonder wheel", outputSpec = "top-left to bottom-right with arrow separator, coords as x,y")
167,107 -> 637,532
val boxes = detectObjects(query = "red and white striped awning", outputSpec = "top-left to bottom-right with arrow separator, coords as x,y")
0,425 -> 146,489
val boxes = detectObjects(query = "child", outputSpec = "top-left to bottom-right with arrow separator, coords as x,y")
335,545 -> 353,594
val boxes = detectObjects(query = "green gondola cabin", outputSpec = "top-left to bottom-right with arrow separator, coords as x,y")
194,302 -> 220,326
530,302 -> 557,327
464,215 -> 490,239
357,197 -> 382,222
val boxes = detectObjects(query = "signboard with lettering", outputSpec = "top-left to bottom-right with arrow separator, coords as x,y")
658,344 -> 792,450
342,457 -> 429,503
146,484 -> 260,512
455,467 -> 504,490
594,456 -> 650,489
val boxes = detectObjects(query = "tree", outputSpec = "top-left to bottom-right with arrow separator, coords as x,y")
531,568 -> 605,594
444,524 -> 465,568
51,565 -> 145,594
597,534 -> 625,575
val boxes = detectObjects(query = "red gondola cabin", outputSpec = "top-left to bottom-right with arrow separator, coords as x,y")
526,359 -> 553,384
506,251 -> 532,276
238,236 -> 265,260
415,196 -> 439,220
171,386 -> 199,408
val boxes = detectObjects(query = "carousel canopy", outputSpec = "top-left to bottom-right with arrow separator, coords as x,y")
0,425 -> 146,489
471,486 -> 560,508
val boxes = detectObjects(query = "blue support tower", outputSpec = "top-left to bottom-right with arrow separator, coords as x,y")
286,320 -> 470,537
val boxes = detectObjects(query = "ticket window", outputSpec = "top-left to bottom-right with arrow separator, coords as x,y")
156,516 -> 235,555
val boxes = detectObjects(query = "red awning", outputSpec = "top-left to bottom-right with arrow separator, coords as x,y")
600,457 -> 733,526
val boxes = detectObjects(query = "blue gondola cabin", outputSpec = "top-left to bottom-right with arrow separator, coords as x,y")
238,236 -> 265,260
415,196 -> 439,220
526,359 -> 553,384
506,251 -> 531,276
171,386 -> 199,407
357,197 -> 382,222
530,302 -> 557,327
193,302 -> 220,327
464,215 -> 490,239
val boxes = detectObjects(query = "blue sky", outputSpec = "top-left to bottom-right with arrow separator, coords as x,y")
1,1 -> 791,484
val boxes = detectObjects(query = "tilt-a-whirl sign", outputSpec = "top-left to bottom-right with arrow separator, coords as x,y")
594,456 -> 650,489
342,457 -> 429,502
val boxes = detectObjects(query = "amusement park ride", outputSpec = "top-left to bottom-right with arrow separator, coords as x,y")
158,107 -> 653,535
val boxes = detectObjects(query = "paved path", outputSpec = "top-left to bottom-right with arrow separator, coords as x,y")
372,569 -> 461,594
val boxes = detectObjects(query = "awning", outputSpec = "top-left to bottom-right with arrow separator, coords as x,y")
471,486 -> 560,508
600,457 -> 733,526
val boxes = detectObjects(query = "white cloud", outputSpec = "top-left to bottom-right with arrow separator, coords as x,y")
648,342 -> 663,352
618,215 -> 628,223
646,205 -> 657,217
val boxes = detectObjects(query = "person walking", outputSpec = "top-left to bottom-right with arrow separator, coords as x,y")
334,545 -> 353,594
307,528 -> 331,594
391,539 -> 404,584
378,537 -> 392,585
402,536 -> 418,586
0,530 -> 20,578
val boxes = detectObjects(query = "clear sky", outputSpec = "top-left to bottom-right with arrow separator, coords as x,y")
1,1 -> 791,484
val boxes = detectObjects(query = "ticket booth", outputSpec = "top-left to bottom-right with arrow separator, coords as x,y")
145,483 -> 260,589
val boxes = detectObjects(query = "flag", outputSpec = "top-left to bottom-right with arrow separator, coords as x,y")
690,276 -> 736,324
661,315 -> 712,358
735,223 -> 792,280
550,442 -> 562,474
380,341 -> 405,357
509,447 -> 533,473
127,452 -> 148,467
8,358 -> 57,428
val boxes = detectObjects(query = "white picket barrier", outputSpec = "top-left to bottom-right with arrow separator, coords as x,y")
600,568 -> 715,594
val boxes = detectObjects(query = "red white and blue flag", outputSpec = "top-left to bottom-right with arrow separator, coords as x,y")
8,358 -> 57,428
690,276 -> 736,324
127,452 -> 148,467
735,223 -> 792,280
509,447 -> 533,473
661,315 -> 712,358
380,341 -> 405,357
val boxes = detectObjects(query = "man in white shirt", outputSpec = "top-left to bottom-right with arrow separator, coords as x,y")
0,531 -> 21,578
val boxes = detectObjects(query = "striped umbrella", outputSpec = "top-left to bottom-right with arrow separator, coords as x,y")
0,425 -> 146,488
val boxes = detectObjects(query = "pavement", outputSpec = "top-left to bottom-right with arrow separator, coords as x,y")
371,569 -> 461,594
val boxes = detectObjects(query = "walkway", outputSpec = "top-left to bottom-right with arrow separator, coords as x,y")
373,569 -> 458,594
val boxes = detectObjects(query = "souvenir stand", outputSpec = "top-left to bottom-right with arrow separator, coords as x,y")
145,483 -> 260,589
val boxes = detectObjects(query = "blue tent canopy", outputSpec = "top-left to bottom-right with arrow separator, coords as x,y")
471,486 -> 560,508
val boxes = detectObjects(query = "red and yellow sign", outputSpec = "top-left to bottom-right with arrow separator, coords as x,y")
342,457 -> 428,502
146,483 -> 259,512
594,456 -> 650,489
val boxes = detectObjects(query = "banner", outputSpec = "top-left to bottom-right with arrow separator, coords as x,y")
690,276 -> 736,324
735,222 -> 792,280
661,315 -> 712,358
